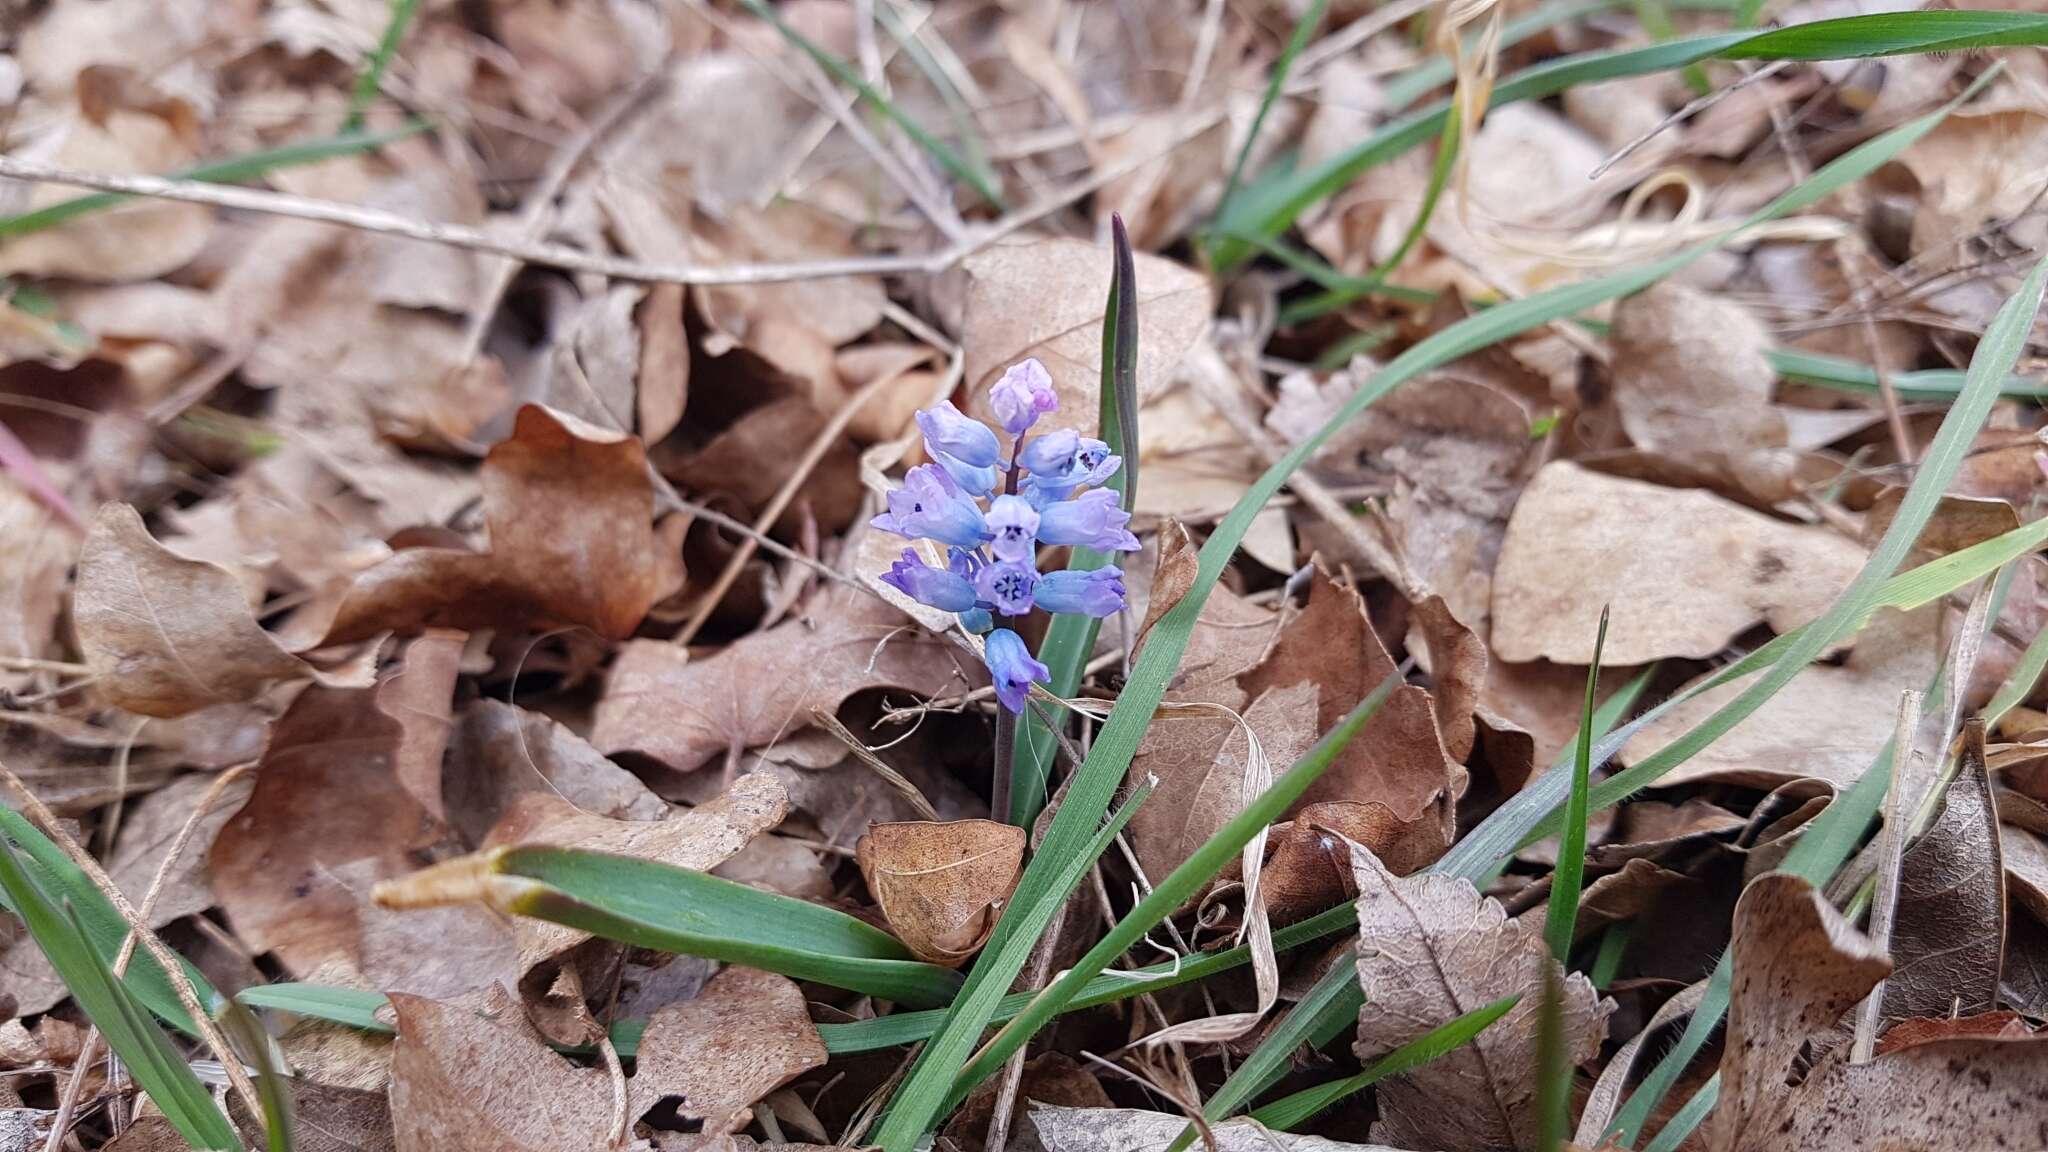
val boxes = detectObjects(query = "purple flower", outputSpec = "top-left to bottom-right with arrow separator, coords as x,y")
932,451 -> 999,497
974,559 -> 1039,617
1018,429 -> 1079,476
985,494 -> 1040,563
1033,567 -> 1126,617
1023,435 -> 1120,500
1035,488 -> 1139,552
957,607 -> 993,634
916,401 -> 1001,468
989,358 -> 1058,435
871,464 -> 988,548
983,628 -> 1049,713
879,549 -> 979,612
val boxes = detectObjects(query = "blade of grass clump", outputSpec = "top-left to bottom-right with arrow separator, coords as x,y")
237,984 -> 391,1034
373,847 -> 963,1008
0,125 -> 426,240
1211,10 -> 2048,269
1588,922 -> 1631,988
1011,215 -> 1139,828
1248,996 -> 1521,1132
877,110 -> 1821,1146
0,842 -> 242,1150
217,997 -> 297,1152
1534,962 -> 1572,1152
0,806 -> 214,1036
1173,89 -> 2013,1125
948,672 -> 1401,1105
1210,0 -> 1327,238
734,0 -> 1005,208
346,0 -> 422,129
1543,606 -> 1609,962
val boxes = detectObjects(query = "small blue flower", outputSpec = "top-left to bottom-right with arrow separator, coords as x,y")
1024,438 -> 1120,501
1036,488 -> 1139,552
1033,567 -> 1126,617
932,452 -> 999,497
989,358 -> 1058,435
985,494 -> 1040,563
871,464 -> 989,548
975,559 -> 1039,617
957,607 -> 993,634
1018,428 -> 1080,476
879,549 -> 979,612
984,627 -> 1050,713
917,401 -> 1002,468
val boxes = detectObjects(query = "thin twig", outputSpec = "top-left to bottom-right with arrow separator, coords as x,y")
1849,688 -> 1921,1064
31,761 -> 260,1152
810,709 -> 940,821
1589,61 -> 1791,181
675,370 -> 900,644
0,106 -> 1224,287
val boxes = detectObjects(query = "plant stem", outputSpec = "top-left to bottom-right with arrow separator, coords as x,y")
992,708 -> 1016,827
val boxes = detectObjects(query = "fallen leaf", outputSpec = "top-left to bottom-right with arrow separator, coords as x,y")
320,405 -> 681,643
856,819 -> 1025,967
441,699 -> 669,846
388,965 -> 824,1152
1879,722 -> 2004,1026
0,481 -> 76,691
590,583 -> 974,774
1862,487 -> 2020,556
1710,872 -> 2048,1151
106,770 -> 254,928
1350,842 -> 1612,1152
1248,800 -> 1451,925
382,630 -> 465,820
1029,1105 -> 1411,1152
1609,282 -> 1797,504
1875,1010 -> 2034,1055
668,395 -> 863,538
1621,604 -> 1940,791
943,1053 -> 1110,1152
1491,462 -> 1867,665
73,503 -> 375,718
960,237 -> 1212,440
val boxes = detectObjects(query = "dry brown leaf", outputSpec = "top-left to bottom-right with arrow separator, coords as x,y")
590,583 -> 972,774
1028,1106 -> 1411,1152
207,644 -> 458,976
1515,858 -> 1698,948
1710,872 -> 2048,1151
73,502 -> 375,718
1492,462 -> 1867,665
441,698 -> 668,846
1879,726 -> 2004,1026
383,630 -> 464,820
856,820 -> 1025,967
1622,605 -> 1940,791
693,201 -> 887,398
668,395 -> 863,538
106,770 -> 254,928
0,481 -> 76,691
637,283 -> 690,442
1241,569 -> 1466,824
320,404 -> 679,643
1862,487 -> 2021,556
2003,821 -> 2048,926
1248,800 -> 1451,925
1610,282 -> 1797,504
626,966 -> 829,1132
960,237 -> 1211,440
943,1053 -> 1111,1152
1350,842 -> 1612,1152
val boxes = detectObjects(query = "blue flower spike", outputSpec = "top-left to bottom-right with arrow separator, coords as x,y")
870,361 -> 1137,711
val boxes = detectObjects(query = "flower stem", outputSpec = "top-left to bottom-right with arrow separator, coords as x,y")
992,707 -> 1016,826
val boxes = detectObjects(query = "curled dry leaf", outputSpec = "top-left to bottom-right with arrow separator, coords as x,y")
320,404 -> 683,643
1350,842 -> 1612,1152
441,698 -> 668,846
1879,723 -> 2004,1026
1247,800 -> 1451,926
590,583 -> 972,774
960,237 -> 1212,439
856,819 -> 1026,967
388,966 -> 824,1152
1491,462 -> 1867,665
73,503 -> 376,718
1711,872 -> 2048,1152
1623,605 -> 1940,791
1609,282 -> 1797,504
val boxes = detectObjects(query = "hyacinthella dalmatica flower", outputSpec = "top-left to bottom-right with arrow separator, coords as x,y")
874,357 -> 1137,712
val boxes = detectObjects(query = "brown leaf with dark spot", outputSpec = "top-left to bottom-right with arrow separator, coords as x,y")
1248,800 -> 1450,925
1711,872 -> 2048,1152
1880,722 -> 2004,1026
320,404 -> 682,643
590,583 -> 973,774
73,503 -> 375,718
856,819 -> 1025,966
1350,842 -> 1611,1152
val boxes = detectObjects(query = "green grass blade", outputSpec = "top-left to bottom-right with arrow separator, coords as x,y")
236,984 -> 391,1033
1246,995 -> 1521,1132
0,841 -> 241,1149
490,846 -> 963,1008
0,126 -> 424,240
1212,0 -> 1326,233
950,673 -> 1401,1105
872,781 -> 1150,1145
1544,607 -> 1609,961
217,997 -> 296,1152
734,0 -> 1005,208
1641,1077 -> 1719,1152
1589,922 -> 1632,988
1535,962 -> 1571,1152
0,807 -> 215,1036
1011,216 -> 1139,827
347,0 -> 421,129
1212,11 -> 2048,269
